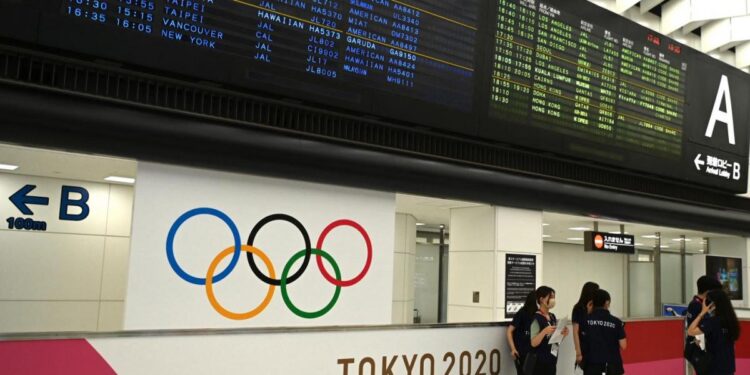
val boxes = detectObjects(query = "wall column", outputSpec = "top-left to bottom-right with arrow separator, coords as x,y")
447,206 -> 542,322
392,213 -> 416,324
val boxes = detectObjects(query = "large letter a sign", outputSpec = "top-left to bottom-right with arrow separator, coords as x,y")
705,75 -> 736,145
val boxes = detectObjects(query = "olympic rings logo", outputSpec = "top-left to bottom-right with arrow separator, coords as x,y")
166,208 -> 373,320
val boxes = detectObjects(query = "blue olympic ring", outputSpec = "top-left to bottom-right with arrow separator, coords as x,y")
166,207 -> 242,285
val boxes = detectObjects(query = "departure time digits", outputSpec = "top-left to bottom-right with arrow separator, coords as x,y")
490,0 -> 687,158
59,0 -> 478,110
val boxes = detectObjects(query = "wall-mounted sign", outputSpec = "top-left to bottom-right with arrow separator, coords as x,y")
0,174 -> 109,235
584,231 -> 635,254
505,254 -> 536,319
663,304 -> 688,317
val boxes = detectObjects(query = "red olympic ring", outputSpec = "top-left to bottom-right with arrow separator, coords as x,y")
315,219 -> 373,287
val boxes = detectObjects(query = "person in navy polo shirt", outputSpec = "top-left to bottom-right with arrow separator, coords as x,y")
686,275 -> 723,374
572,281 -> 599,369
507,291 -> 538,375
687,276 -> 723,327
529,286 -> 569,375
581,289 -> 626,375
687,289 -> 740,375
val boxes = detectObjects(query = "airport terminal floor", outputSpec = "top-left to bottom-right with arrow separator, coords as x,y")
2,0 -> 750,374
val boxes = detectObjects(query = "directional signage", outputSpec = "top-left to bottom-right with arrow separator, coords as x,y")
5,184 -> 90,232
9,185 -> 50,215
584,231 -> 635,254
693,153 -> 743,181
1,174 -> 110,235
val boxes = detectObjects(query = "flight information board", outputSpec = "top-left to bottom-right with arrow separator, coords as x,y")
489,0 -> 685,158
0,0 -> 748,193
481,0 -> 749,193
58,0 -> 479,112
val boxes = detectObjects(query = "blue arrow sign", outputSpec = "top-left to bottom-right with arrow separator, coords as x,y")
9,185 -> 49,215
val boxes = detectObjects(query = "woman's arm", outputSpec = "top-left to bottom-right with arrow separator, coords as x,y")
573,323 -> 582,360
531,321 -> 556,348
687,300 -> 715,336
506,325 -> 519,358
619,338 -> 627,350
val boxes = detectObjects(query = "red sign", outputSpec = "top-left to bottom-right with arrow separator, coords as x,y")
594,234 -> 604,249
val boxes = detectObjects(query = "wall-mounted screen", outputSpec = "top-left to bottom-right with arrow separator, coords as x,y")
706,255 -> 743,300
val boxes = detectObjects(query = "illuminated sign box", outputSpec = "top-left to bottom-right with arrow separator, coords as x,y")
583,231 -> 635,254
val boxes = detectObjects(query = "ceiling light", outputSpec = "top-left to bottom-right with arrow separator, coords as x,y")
642,235 -> 659,239
568,227 -> 590,231
635,243 -> 644,246
542,223 -> 550,226
0,163 -> 19,171
416,223 -> 425,226
672,238 -> 692,242
542,235 -> 551,238
660,245 -> 670,249
567,237 -> 584,241
105,176 -> 135,184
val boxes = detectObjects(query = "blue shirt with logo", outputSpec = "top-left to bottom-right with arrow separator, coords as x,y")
582,308 -> 625,367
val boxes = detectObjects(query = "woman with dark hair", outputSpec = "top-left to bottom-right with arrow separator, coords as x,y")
687,289 -> 741,375
572,281 -> 599,367
529,286 -> 569,375
507,291 -> 538,375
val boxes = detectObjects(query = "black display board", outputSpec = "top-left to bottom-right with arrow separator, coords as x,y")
504,253 -> 536,318
583,231 -> 635,254
481,0 -> 750,193
706,255 -> 743,300
0,0 -> 748,193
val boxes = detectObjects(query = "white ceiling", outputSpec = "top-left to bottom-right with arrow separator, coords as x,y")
541,211 -> 733,252
589,0 -> 750,72
396,194 -> 736,251
0,143 -> 136,184
396,194 -> 482,229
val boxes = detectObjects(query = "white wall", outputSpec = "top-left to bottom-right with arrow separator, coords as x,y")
0,174 -> 133,333
124,163 -> 395,330
392,213 -> 416,324
448,206 -> 543,322
543,242 -> 626,318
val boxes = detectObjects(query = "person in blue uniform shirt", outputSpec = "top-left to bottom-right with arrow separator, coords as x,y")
687,276 -> 722,326
686,275 -> 723,374
572,281 -> 599,368
529,286 -> 569,375
687,289 -> 740,375
507,291 -> 537,375
581,289 -> 626,375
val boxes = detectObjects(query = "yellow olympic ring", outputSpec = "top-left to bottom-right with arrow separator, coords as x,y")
205,245 -> 276,320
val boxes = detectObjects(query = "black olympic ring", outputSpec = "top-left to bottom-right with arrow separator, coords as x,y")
246,213 -> 312,286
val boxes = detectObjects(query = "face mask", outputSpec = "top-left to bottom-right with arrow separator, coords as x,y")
547,298 -> 556,309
